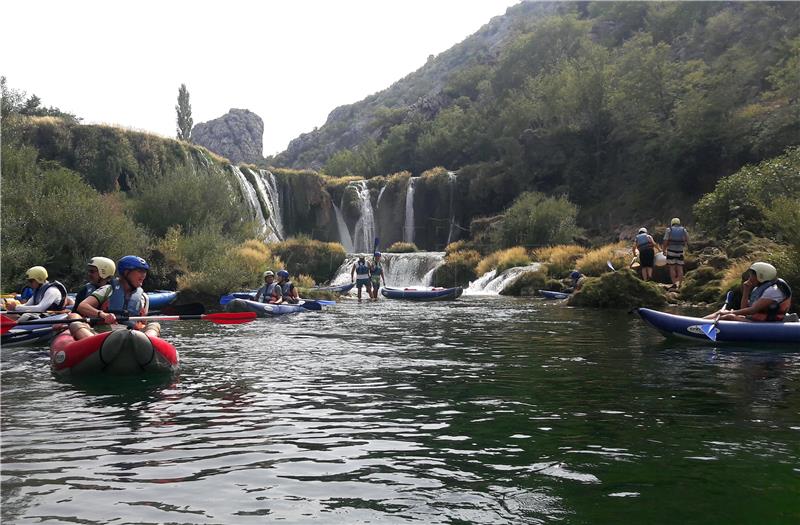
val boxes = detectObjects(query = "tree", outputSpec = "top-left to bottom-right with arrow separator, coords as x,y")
176,83 -> 193,141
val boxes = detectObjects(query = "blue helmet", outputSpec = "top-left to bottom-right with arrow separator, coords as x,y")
570,270 -> 581,280
277,269 -> 290,279
374,251 -> 381,257
117,255 -> 150,274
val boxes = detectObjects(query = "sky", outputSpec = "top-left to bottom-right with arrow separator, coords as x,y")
2,0 -> 520,156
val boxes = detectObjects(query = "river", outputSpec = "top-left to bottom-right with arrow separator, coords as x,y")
2,297 -> 799,524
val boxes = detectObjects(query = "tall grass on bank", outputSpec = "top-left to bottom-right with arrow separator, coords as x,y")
476,246 -> 531,277
269,236 -> 347,284
533,244 -> 587,277
386,242 -> 419,253
575,242 -> 629,276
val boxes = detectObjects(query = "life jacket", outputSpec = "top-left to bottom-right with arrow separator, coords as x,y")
665,226 -> 687,252
281,281 -> 298,304
73,282 -> 98,309
255,282 -> 278,303
371,262 -> 384,276
635,233 -> 654,249
749,278 -> 792,322
31,281 -> 68,310
102,278 -> 146,327
355,263 -> 369,280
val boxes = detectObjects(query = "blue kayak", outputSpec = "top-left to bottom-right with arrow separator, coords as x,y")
314,282 -> 355,294
225,298 -> 308,316
539,290 -> 570,300
1,313 -> 69,347
146,290 -> 178,310
637,308 -> 800,344
381,286 -> 463,301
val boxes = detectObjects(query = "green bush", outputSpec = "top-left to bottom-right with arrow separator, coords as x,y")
432,249 -> 481,287
386,242 -> 419,253
269,236 -> 347,283
495,192 -> 581,249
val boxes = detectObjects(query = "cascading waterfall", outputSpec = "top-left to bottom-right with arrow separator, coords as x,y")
404,177 -> 418,243
376,185 -> 387,209
231,166 -> 268,234
333,203 -> 355,253
247,169 -> 284,242
329,252 -> 446,290
351,180 -> 376,253
464,263 -> 543,295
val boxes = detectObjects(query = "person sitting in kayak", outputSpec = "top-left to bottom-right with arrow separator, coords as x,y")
6,266 -> 70,321
369,252 -> 386,299
67,255 -> 160,340
350,256 -> 371,301
255,271 -> 281,303
633,228 -> 658,281
276,269 -> 299,304
564,270 -> 584,293
73,257 -> 116,308
705,262 -> 792,322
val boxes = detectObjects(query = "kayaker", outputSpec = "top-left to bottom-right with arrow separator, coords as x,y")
704,262 -> 792,322
6,266 -> 69,320
633,228 -> 658,281
255,271 -> 280,303
350,256 -> 371,301
67,255 -> 160,340
276,269 -> 299,304
369,252 -> 386,299
564,270 -> 583,293
663,217 -> 689,289
73,257 -> 116,308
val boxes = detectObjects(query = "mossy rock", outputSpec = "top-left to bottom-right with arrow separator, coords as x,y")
679,266 -> 724,303
432,258 -> 477,288
567,270 -> 666,309
499,270 -> 547,297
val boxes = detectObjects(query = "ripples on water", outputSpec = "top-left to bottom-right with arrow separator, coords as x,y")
2,297 -> 799,524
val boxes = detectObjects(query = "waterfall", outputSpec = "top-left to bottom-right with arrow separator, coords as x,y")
464,264 -> 543,295
252,169 -> 284,242
333,202 -> 355,253
446,172 -> 458,246
376,184 -> 387,209
231,166 -> 268,234
328,252 -> 446,289
404,177 -> 418,243
351,180 -> 376,253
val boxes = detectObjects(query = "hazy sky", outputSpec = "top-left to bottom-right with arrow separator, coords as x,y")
2,0 -> 520,156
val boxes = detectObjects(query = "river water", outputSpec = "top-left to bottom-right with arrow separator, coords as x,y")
2,297 -> 799,524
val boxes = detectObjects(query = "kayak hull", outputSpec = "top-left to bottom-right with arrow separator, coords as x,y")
225,298 -> 307,316
147,290 -> 178,310
314,282 -> 355,294
637,308 -> 800,344
380,287 -> 463,301
49,329 -> 179,376
539,290 -> 570,300
1,313 -> 68,347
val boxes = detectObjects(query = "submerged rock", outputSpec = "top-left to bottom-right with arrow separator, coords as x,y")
567,270 -> 666,309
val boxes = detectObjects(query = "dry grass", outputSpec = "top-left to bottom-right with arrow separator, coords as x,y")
445,240 -> 468,255
476,246 -> 531,276
720,258 -> 754,293
533,244 -> 587,277
575,242 -> 630,276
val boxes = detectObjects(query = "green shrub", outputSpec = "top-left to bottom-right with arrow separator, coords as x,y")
269,236 -> 347,283
432,249 -> 481,287
495,192 -> 581,249
386,242 -> 419,253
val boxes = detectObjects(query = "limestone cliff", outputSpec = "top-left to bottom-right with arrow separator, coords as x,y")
192,109 -> 264,165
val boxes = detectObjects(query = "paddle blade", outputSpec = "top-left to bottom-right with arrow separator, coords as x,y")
700,323 -> 718,341
203,312 -> 257,324
219,294 -> 236,305
606,260 -> 616,272
298,301 -> 322,311
1,314 -> 18,334
374,237 -> 380,251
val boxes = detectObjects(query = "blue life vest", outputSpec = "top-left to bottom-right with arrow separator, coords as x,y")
665,226 -> 687,252
635,233 -> 653,249
106,278 -> 146,324
749,278 -> 792,322
74,282 -> 98,309
255,283 -> 278,303
281,281 -> 298,303
31,281 -> 68,310
355,263 -> 369,279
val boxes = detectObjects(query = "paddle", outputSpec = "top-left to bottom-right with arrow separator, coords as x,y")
374,237 -> 380,253
220,293 -> 335,307
699,291 -> 733,342
607,260 -> 617,272
0,312 -> 256,334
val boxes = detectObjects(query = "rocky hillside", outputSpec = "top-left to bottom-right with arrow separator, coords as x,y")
192,108 -> 265,165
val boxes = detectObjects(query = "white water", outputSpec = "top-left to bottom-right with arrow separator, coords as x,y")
231,166 -> 268,234
403,177 -> 418,244
329,252 -> 446,290
376,185 -> 387,209
351,181 -> 376,253
464,263 -> 543,295
333,203 -> 354,253
256,169 -> 284,241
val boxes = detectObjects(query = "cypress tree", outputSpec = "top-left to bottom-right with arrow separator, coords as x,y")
176,83 -> 193,141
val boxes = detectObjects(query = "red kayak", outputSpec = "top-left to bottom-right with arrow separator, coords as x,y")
49,329 -> 179,376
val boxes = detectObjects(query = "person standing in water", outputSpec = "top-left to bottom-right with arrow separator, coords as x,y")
369,252 -> 387,300
350,256 -> 371,301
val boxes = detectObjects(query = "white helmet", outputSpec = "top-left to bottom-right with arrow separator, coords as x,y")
749,262 -> 777,283
88,257 -> 116,279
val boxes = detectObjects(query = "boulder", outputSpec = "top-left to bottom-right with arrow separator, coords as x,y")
192,109 -> 264,165
567,270 -> 666,309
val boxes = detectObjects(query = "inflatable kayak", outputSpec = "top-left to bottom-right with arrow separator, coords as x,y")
49,329 -> 179,376
314,282 -> 355,294
146,290 -> 178,310
225,298 -> 308,316
1,313 -> 68,347
539,290 -> 570,300
637,308 -> 800,344
381,286 -> 463,301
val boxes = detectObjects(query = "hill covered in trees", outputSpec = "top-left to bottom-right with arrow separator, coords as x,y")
273,1 -> 799,228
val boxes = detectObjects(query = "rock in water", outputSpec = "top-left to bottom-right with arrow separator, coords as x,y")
192,109 -> 264,165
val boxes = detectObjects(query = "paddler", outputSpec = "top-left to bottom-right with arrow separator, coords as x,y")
350,256 -> 371,301
6,266 -> 70,321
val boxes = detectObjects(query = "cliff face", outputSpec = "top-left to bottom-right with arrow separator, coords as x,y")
192,108 -> 265,165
